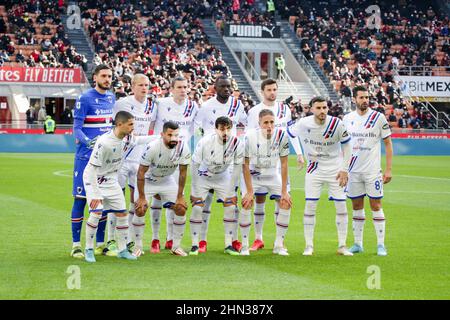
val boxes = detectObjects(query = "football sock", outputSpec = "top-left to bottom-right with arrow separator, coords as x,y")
71,198 -> 86,245
352,209 -> 366,246
172,212 -> 186,250
96,211 -> 107,247
275,207 -> 290,248
132,215 -> 146,249
239,208 -> 252,248
85,212 -> 101,250
190,204 -> 203,246
200,191 -> 213,241
334,201 -> 349,247
107,211 -> 116,242
115,215 -> 129,252
304,200 -> 318,248
150,198 -> 162,241
372,209 -> 386,246
223,205 -> 237,247
254,202 -> 266,241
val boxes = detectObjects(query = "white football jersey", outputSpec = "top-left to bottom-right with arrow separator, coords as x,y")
195,96 -> 247,136
287,115 -> 350,175
244,128 -> 290,177
343,110 -> 391,174
192,133 -> 244,176
88,131 -> 146,184
113,95 -> 156,163
247,102 -> 292,130
140,138 -> 191,182
153,97 -> 199,143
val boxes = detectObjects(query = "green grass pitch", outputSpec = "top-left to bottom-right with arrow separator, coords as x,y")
0,153 -> 449,299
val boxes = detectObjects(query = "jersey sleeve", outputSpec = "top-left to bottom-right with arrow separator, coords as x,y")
73,94 -> 90,145
89,138 -> 106,167
238,101 -> 248,126
234,139 -> 245,165
244,134 -> 251,158
113,98 -> 128,118
140,144 -> 153,166
380,115 -> 392,139
191,137 -> 204,164
279,130 -> 290,157
287,119 -> 300,138
247,107 -> 258,129
338,120 -> 351,144
179,141 -> 191,165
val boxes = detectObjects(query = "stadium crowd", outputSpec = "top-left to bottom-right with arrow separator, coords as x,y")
0,0 -> 88,70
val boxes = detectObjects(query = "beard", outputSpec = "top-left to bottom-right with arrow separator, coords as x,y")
168,141 -> 178,149
98,82 -> 111,90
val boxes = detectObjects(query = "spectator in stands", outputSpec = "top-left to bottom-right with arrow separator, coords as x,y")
44,115 -> 56,134
275,54 -> 285,79
409,115 -> 421,129
41,38 -> 52,51
0,16 -> 6,34
61,106 -> 74,124
302,43 -> 314,60
398,114 -> 408,129
388,111 -> 397,123
26,105 -> 35,127
37,106 -> 47,124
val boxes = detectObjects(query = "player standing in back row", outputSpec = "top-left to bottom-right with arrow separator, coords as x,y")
108,74 -> 155,256
343,86 -> 393,256
70,64 -> 115,259
287,96 -> 353,256
194,75 -> 247,253
246,78 -> 304,251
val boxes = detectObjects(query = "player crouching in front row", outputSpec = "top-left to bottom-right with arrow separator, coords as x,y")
134,121 -> 190,257
189,116 -> 244,256
83,111 -> 155,262
241,109 -> 292,256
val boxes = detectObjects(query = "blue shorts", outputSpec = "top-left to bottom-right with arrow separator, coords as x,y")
72,158 -> 89,198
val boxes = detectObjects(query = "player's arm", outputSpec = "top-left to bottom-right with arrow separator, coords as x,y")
73,95 -> 95,148
135,164 -> 149,214
383,136 -> 393,184
83,163 -> 102,209
337,124 -> 351,187
241,157 -> 254,209
174,164 -> 188,214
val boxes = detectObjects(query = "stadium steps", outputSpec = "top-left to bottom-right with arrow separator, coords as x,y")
279,21 -> 340,103
201,19 -> 260,103
60,6 -> 95,86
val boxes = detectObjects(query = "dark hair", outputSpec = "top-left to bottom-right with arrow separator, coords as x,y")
259,109 -> 275,118
93,64 -> 111,77
353,85 -> 368,97
114,111 -> 133,124
163,121 -> 179,132
215,116 -> 233,129
261,78 -> 278,90
170,76 -> 187,88
309,96 -> 327,108
214,74 -> 230,85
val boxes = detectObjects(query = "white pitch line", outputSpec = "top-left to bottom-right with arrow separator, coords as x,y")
53,170 -> 72,177
396,174 -> 450,182
289,187 -> 450,195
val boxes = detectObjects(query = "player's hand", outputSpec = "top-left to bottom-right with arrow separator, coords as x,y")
280,191 -> 292,208
87,136 -> 98,149
383,169 -> 392,184
135,197 -> 148,215
336,171 -> 348,187
173,196 -> 188,215
297,155 -> 305,171
241,192 -> 254,210
226,196 -> 238,206
89,199 -> 102,210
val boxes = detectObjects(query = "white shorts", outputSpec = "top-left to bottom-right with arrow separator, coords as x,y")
118,161 -> 138,189
134,176 -> 178,209
346,172 -> 384,199
87,182 -> 127,214
241,174 -> 283,201
191,173 -> 236,203
304,173 -> 346,201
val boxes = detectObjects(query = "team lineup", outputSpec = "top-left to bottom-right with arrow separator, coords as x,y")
69,64 -> 393,262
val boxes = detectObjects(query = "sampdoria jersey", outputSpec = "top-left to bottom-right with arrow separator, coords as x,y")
192,133 -> 244,176
87,131 -> 149,186
287,115 -> 350,175
244,128 -> 290,178
113,95 -> 156,163
73,88 -> 115,161
153,97 -> 199,143
140,138 -> 191,182
247,101 -> 292,130
343,110 -> 391,174
195,96 -> 247,136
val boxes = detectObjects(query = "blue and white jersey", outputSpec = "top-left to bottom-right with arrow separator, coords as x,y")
195,95 -> 247,137
73,88 -> 115,161
343,110 -> 391,174
288,115 -> 350,175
